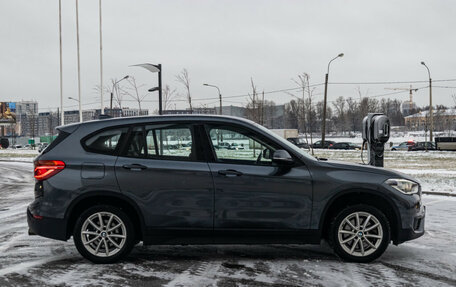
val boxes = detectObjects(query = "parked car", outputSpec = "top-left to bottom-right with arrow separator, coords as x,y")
391,141 -> 415,151
227,142 -> 244,150
28,115 -> 425,264
38,143 -> 49,153
286,137 -> 309,149
408,141 -> 436,151
312,140 -> 335,149
214,142 -> 231,149
329,142 -> 361,150
12,144 -> 22,149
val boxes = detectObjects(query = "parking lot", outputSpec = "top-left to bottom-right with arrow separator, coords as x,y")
0,161 -> 455,286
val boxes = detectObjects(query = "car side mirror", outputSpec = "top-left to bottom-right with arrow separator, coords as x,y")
262,149 -> 272,160
272,150 -> 294,164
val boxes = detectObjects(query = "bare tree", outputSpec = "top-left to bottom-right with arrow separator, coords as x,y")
246,78 -> 261,123
452,94 -> 456,107
176,69 -> 192,113
162,85 -> 178,111
124,76 -> 147,112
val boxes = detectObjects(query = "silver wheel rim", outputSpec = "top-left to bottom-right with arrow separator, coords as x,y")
338,211 -> 383,257
81,212 -> 127,257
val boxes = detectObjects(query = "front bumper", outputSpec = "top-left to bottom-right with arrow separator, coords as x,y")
395,205 -> 426,244
27,207 -> 68,241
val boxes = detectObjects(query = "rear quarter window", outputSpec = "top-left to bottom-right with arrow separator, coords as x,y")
82,127 -> 128,155
41,130 -> 70,154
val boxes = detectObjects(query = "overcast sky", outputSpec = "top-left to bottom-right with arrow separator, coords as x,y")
1,0 -> 455,113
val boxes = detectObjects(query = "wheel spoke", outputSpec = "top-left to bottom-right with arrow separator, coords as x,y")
98,213 -> 104,229
95,239 -> 103,253
365,223 -> 379,232
365,234 -> 382,239
84,235 -> 100,245
341,234 -> 357,244
103,238 -> 109,256
88,219 -> 101,231
355,213 -> 360,229
364,237 -> 377,249
344,219 -> 357,231
106,214 -> 114,229
82,231 -> 99,236
107,237 -> 121,249
360,238 -> 365,255
363,215 -> 372,230
108,223 -> 122,232
339,230 -> 355,235
350,238 -> 360,254
109,234 -> 126,239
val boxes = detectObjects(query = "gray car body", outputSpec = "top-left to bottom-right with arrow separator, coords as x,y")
28,115 -> 425,245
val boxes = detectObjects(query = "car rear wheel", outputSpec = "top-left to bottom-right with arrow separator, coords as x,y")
330,204 -> 390,263
73,205 -> 135,264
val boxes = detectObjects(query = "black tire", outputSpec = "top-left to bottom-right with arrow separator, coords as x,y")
73,205 -> 135,264
330,204 -> 390,263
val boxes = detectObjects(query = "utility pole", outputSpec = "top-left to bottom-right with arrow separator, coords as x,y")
421,62 -> 433,142
76,0 -> 82,122
59,0 -> 64,125
99,0 -> 104,114
321,53 -> 344,147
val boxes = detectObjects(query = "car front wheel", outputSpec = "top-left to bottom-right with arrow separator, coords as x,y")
330,204 -> 390,263
73,205 -> 135,264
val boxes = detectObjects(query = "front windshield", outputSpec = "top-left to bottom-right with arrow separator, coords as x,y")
252,123 -> 317,161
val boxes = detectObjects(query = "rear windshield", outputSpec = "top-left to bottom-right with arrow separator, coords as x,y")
41,130 -> 70,154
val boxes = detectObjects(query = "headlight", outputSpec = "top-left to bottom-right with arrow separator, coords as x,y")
385,178 -> 420,195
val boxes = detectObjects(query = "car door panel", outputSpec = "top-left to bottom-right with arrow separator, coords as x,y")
209,162 -> 312,230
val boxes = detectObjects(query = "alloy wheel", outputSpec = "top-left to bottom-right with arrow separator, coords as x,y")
80,212 -> 127,257
337,211 -> 383,257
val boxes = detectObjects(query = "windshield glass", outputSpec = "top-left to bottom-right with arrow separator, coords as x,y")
252,123 -> 317,161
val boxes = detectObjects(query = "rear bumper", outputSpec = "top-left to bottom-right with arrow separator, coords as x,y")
27,207 -> 68,241
395,205 -> 426,244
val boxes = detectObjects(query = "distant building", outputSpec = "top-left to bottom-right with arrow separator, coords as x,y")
36,107 -> 149,136
405,108 -> 456,131
163,107 -> 217,115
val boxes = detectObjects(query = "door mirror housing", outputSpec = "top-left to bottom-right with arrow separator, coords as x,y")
272,150 -> 294,164
262,149 -> 272,160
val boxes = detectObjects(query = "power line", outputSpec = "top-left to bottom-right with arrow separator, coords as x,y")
328,79 -> 456,85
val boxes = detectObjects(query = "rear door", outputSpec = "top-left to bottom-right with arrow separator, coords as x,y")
203,123 -> 313,241
115,123 -> 214,240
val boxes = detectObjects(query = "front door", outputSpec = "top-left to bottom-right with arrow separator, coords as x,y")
115,123 -> 214,241
204,123 -> 313,241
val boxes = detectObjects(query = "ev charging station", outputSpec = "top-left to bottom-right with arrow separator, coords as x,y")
362,113 -> 390,167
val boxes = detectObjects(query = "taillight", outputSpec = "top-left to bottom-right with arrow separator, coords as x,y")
34,160 -> 65,180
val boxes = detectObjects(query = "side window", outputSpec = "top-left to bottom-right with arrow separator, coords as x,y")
125,127 -> 145,157
83,127 -> 128,155
150,126 -> 193,158
123,124 -> 195,160
208,125 -> 277,165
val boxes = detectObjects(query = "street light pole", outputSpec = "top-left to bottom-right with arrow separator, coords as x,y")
131,63 -> 162,115
321,53 -> 344,148
110,75 -> 129,117
203,83 -> 222,115
421,61 -> 433,143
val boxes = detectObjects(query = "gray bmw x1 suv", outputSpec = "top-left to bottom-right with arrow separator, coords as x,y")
28,115 -> 425,263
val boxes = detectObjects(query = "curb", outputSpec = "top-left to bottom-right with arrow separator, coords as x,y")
422,191 -> 456,197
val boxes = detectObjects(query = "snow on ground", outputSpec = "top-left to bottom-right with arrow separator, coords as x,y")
0,149 -> 38,163
0,162 -> 456,286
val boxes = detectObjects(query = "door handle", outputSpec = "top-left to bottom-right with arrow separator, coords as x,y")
218,169 -> 243,177
122,164 -> 147,171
